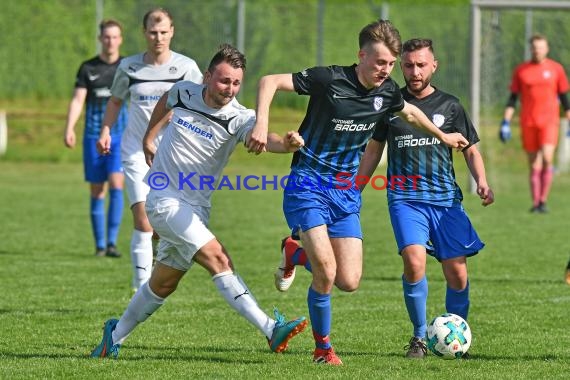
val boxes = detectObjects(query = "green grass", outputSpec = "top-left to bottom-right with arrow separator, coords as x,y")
1,105 -> 570,378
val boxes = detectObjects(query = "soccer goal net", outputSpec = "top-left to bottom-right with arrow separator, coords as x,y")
470,0 -> 570,172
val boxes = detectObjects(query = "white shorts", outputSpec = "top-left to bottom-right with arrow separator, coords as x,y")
146,197 -> 214,271
123,159 -> 151,207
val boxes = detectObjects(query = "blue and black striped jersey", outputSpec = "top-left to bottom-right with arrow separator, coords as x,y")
75,56 -> 127,138
373,87 -> 479,206
291,64 -> 405,185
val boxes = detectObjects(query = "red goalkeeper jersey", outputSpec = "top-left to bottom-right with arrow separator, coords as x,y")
510,58 -> 569,128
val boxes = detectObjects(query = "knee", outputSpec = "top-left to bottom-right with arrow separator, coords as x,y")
91,191 -> 105,199
196,243 -> 233,275
335,275 -> 361,293
311,266 -> 338,293
150,279 -> 178,298
403,260 -> 425,281
209,251 -> 232,273
403,267 -> 425,283
444,269 -> 468,290
336,280 -> 360,293
447,276 -> 468,291
135,216 -> 150,229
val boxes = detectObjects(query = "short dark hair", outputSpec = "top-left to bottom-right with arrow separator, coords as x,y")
207,44 -> 246,72
402,38 -> 434,54
529,33 -> 547,44
99,19 -> 122,35
359,19 -> 402,56
143,8 -> 173,30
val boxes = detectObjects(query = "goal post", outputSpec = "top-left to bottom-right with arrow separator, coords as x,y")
0,110 -> 7,156
469,0 -> 570,190
558,119 -> 570,170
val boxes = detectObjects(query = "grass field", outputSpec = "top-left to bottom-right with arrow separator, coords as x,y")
1,103 -> 570,379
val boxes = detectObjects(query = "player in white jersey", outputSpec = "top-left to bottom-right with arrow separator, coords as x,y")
91,44 -> 308,359
97,8 -> 202,291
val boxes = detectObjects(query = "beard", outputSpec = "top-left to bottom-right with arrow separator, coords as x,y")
405,76 -> 432,95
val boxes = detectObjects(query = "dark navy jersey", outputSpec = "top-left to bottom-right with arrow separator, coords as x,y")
75,56 -> 127,138
372,87 -> 479,206
291,64 -> 404,185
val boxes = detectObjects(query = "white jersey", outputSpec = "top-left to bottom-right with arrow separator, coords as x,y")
145,81 -> 255,207
111,51 -> 203,160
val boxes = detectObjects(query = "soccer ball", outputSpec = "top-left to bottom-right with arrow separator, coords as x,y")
426,313 -> 471,359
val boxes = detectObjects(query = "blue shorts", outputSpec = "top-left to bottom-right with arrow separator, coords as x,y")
388,201 -> 484,261
283,181 -> 362,239
83,136 -> 123,183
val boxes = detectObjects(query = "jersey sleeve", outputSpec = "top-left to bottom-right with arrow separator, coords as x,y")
387,83 -> 405,113
292,66 -> 332,96
556,63 -> 570,94
74,62 -> 88,89
183,59 -> 204,84
372,114 -> 390,142
110,64 -> 130,101
165,82 -> 183,110
233,110 -> 256,143
509,65 -> 521,94
452,101 -> 479,146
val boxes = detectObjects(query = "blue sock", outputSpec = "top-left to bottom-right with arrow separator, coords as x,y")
107,188 -> 124,246
402,275 -> 428,339
307,286 -> 331,349
90,197 -> 105,249
446,280 -> 470,320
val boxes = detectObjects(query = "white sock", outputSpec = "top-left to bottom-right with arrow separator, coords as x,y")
130,230 -> 154,289
112,282 -> 165,345
212,271 -> 275,338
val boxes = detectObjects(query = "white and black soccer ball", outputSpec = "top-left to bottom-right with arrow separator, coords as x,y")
426,313 -> 471,359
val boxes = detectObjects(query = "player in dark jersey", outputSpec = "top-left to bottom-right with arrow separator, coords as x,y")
358,38 -> 494,359
63,19 -> 128,258
248,20 -> 468,365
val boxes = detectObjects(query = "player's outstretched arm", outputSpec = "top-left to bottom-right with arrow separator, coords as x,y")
356,140 -> 386,192
63,87 -> 87,149
263,131 -> 304,153
248,74 -> 295,155
463,145 -> 494,206
97,96 -> 123,155
396,101 -> 468,150
143,93 -> 171,167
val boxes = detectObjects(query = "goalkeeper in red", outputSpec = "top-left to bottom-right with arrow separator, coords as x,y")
500,34 -> 570,214
358,38 -> 494,359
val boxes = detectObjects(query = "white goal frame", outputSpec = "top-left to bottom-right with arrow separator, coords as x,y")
0,110 -> 7,156
469,0 -> 570,190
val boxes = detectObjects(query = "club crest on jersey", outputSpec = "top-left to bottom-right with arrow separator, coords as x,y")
169,66 -> 178,74
543,70 -> 551,79
88,73 -> 100,81
432,114 -> 445,128
373,96 -> 383,111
